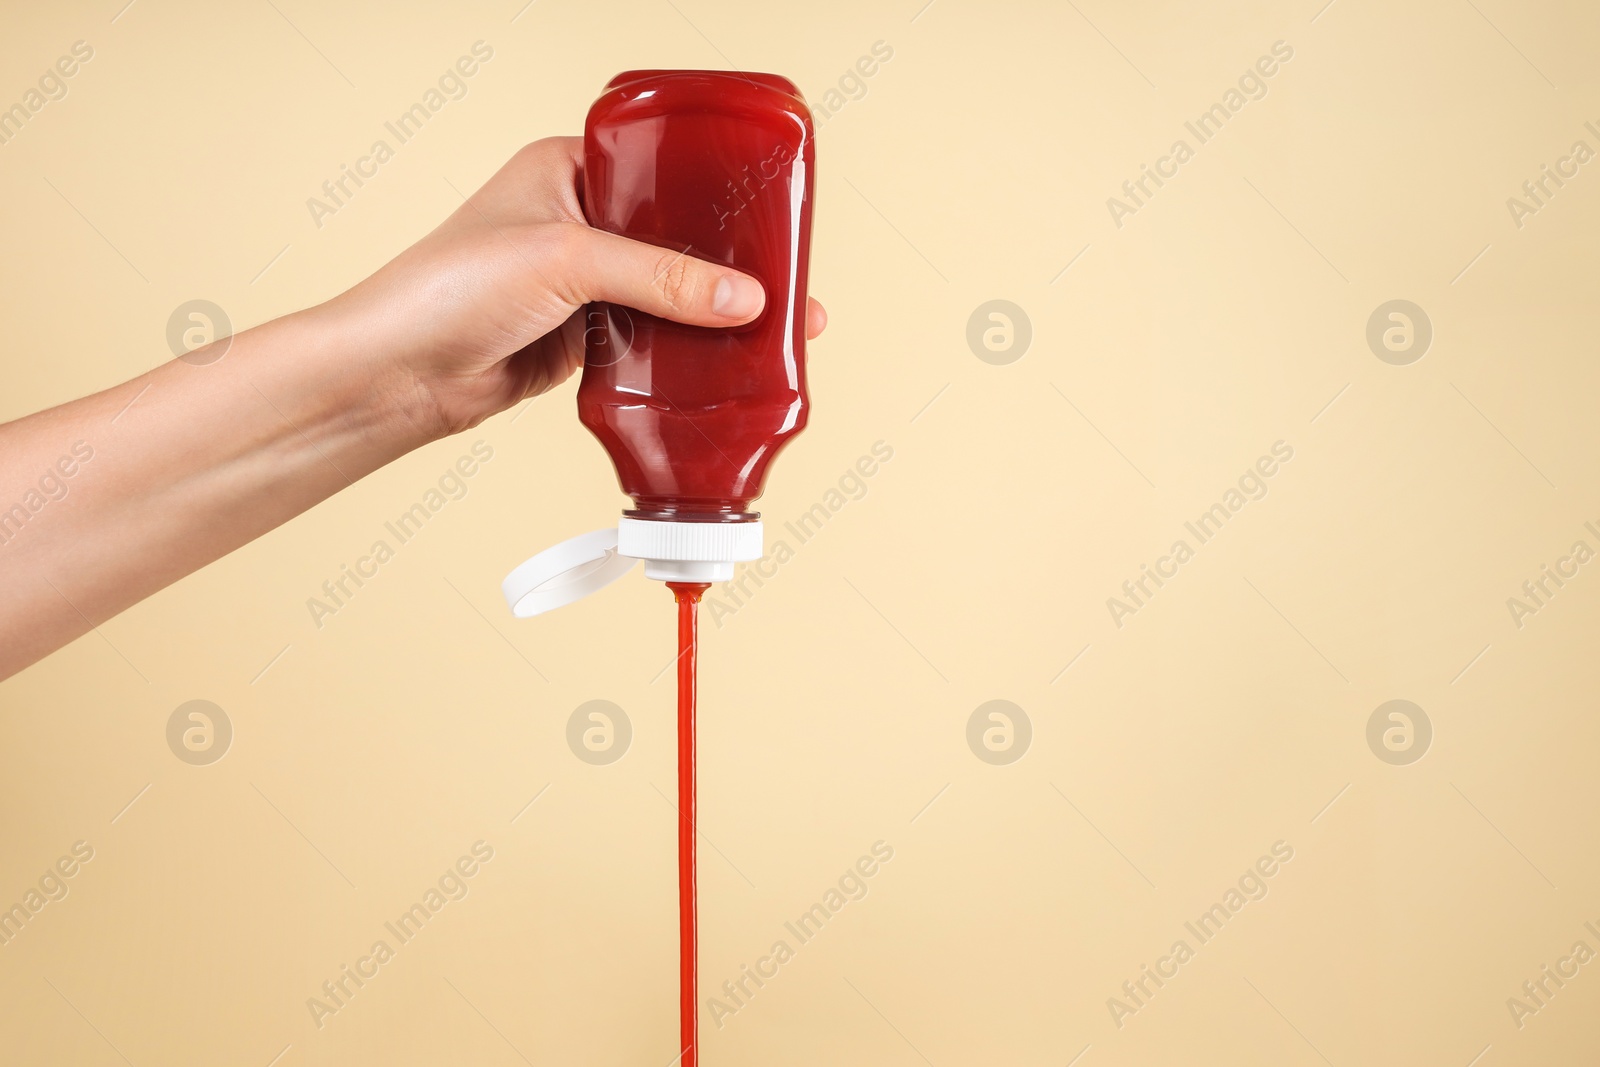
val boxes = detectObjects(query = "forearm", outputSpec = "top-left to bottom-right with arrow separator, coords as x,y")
0,304 -> 432,678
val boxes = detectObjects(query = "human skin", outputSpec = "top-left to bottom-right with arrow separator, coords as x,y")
0,137 -> 826,680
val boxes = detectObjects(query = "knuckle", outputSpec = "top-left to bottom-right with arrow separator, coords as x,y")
543,220 -> 587,262
517,136 -> 564,164
539,221 -> 590,302
654,251 -> 698,311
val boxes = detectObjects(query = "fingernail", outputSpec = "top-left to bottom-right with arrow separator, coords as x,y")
712,275 -> 764,319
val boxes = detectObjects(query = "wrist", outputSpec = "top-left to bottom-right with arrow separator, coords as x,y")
270,301 -> 447,460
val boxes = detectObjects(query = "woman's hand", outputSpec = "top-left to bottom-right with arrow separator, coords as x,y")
329,136 -> 827,440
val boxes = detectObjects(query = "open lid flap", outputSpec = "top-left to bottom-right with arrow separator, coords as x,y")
502,528 -> 637,617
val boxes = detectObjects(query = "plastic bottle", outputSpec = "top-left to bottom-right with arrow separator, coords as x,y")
502,69 -> 815,608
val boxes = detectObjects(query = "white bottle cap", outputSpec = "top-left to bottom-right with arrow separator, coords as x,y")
501,516 -> 763,617
501,528 -> 638,617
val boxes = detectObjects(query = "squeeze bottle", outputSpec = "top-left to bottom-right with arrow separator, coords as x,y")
502,69 -> 816,609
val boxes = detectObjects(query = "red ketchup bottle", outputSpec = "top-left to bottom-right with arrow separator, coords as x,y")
502,70 -> 815,608
583,69 -> 815,580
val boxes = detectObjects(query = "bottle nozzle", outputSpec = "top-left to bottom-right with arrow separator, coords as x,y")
502,517 -> 762,617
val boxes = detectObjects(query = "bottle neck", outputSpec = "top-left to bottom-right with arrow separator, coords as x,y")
625,504 -> 760,524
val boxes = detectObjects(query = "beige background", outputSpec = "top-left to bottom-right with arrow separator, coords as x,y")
3,0 -> 1599,1063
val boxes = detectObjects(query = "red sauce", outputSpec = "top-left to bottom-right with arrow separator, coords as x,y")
667,580 -> 708,1067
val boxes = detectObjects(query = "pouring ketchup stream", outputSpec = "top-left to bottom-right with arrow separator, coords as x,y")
668,581 -> 707,1065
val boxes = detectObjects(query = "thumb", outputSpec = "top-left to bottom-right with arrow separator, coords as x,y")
555,224 -> 766,326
